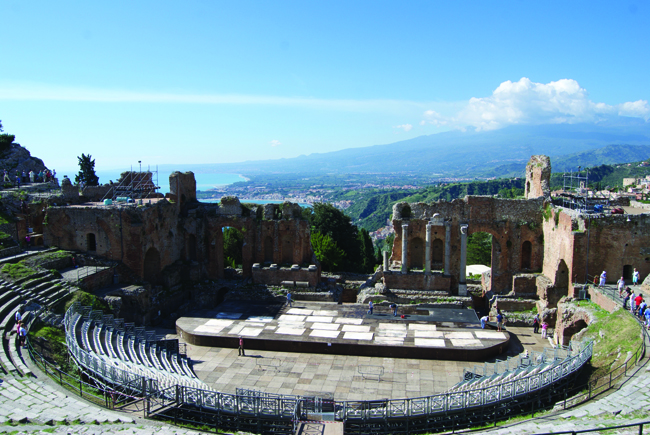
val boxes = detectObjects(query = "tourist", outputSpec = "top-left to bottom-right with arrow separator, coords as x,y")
638,299 -> 647,320
496,310 -> 504,332
15,308 -> 22,324
599,271 -> 607,288
630,289 -> 636,314
238,336 -> 245,356
644,306 -> 650,329
390,303 -> 398,317
18,324 -> 27,348
28,170 -> 34,183
633,268 -> 641,286
21,170 -> 26,183
541,321 -> 548,339
25,234 -> 31,247
286,291 -> 293,307
617,276 -> 625,297
3,170 -> 8,183
635,293 -> 643,315
624,287 -> 631,309
15,174 -> 20,187
368,300 -> 373,315
480,315 -> 488,329
533,313 -> 540,334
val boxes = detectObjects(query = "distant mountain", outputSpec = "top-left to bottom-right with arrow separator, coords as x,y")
477,144 -> 650,178
161,119 -> 650,178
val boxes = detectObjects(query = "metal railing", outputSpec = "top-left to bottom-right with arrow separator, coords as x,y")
62,303 -> 595,434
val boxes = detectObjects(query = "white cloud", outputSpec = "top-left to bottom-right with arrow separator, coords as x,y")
422,77 -> 650,131
394,124 -> 413,132
269,139 -> 281,147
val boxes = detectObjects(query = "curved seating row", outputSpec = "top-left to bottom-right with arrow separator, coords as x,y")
66,305 -> 206,397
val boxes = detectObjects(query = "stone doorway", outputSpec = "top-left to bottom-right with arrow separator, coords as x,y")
623,264 -> 633,281
410,237 -> 424,270
143,247 -> 161,284
521,241 -> 532,270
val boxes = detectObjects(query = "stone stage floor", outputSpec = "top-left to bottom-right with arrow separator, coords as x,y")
162,314 -> 547,401
176,301 -> 509,361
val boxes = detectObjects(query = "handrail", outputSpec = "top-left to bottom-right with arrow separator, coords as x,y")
63,303 -> 594,427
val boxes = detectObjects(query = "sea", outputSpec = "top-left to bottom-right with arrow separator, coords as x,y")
91,169 -> 246,194
86,169 -> 311,206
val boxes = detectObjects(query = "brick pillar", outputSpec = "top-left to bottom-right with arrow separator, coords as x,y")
425,223 -> 432,275
401,224 -> 408,274
459,224 -> 468,296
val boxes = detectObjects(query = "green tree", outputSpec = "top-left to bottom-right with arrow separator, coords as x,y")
311,231 -> 344,272
223,227 -> 244,267
309,203 -> 362,272
358,228 -> 376,273
467,232 -> 492,266
75,154 -> 99,186
0,120 -> 16,153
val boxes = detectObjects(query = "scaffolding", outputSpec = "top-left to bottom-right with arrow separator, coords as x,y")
102,164 -> 160,202
559,167 -> 611,212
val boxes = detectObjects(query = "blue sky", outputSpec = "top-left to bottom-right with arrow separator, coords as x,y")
1,1 -> 649,174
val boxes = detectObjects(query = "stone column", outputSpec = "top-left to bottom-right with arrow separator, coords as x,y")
382,251 -> 389,272
425,223 -> 432,275
401,224 -> 408,273
444,220 -> 451,275
459,224 -> 468,296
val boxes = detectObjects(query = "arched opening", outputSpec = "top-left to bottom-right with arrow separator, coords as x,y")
86,233 -> 96,251
623,264 -> 633,281
188,234 -> 197,261
143,247 -> 161,284
281,235 -> 293,264
467,232 -> 492,267
432,238 -> 444,268
561,319 -> 588,346
223,227 -> 244,268
556,259 -> 569,288
216,287 -> 230,306
264,236 -> 274,263
521,241 -> 532,270
410,237 -> 425,270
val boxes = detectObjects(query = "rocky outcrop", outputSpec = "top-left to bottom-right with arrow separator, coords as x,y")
0,144 -> 48,176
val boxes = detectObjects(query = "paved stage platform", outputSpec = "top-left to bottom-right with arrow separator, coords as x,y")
176,301 -> 509,361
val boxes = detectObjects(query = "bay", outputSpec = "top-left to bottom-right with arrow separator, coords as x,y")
92,169 -> 246,194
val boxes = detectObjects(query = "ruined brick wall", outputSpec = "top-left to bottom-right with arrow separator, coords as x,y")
391,196 -> 544,294
554,300 -> 594,346
252,267 -> 319,287
167,172 -> 197,211
44,201 -> 182,282
571,213 -> 650,287
525,155 -> 551,199
541,208 -> 575,297
383,272 -> 451,291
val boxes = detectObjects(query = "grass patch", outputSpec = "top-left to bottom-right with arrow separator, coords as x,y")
63,290 -> 110,313
1,262 -> 37,280
574,301 -> 642,379
31,325 -> 66,343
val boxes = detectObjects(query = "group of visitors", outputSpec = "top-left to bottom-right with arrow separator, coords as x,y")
532,313 -> 549,338
623,287 -> 650,327
366,301 -> 399,316
2,168 -> 56,187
